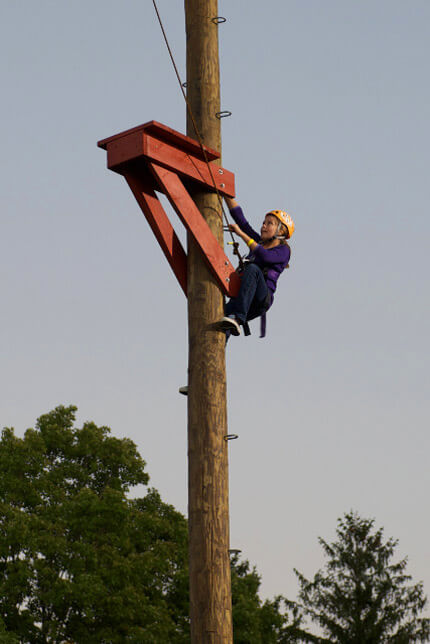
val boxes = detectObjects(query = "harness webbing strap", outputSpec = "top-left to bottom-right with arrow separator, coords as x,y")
243,321 -> 251,336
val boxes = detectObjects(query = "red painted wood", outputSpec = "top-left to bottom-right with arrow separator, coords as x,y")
102,130 -> 144,171
98,120 -> 240,298
144,135 -> 234,197
149,162 -> 240,298
125,169 -> 188,295
100,131 -> 234,197
98,120 -> 220,162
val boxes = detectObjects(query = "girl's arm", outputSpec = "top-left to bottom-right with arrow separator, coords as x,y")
228,223 -> 258,251
224,198 -> 261,241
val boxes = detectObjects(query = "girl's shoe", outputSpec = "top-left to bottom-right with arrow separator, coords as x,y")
215,316 -> 241,336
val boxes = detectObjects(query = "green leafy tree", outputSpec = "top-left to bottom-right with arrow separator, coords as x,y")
0,617 -> 18,644
231,554 -> 302,643
289,512 -> 430,643
0,404 -> 304,643
0,405 -> 188,643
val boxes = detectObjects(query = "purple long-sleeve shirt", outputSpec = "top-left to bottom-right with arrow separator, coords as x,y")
229,206 -> 290,295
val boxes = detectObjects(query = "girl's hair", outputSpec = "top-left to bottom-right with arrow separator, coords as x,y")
277,222 -> 289,245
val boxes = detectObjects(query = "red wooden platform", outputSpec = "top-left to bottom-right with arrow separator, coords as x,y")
98,121 -> 240,298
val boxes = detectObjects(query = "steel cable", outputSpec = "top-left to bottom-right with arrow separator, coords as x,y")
151,0 -> 244,268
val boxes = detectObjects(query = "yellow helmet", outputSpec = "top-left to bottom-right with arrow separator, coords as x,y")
267,210 -> 295,239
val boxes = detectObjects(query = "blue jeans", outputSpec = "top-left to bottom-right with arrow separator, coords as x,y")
225,263 -> 270,324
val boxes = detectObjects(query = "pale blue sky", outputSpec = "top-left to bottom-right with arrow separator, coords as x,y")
1,0 -> 429,610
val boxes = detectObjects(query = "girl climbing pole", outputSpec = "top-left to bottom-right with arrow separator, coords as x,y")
215,197 -> 294,338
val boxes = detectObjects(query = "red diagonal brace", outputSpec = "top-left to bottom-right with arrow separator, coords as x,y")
144,134 -> 234,197
149,162 -> 240,298
124,168 -> 188,295
98,121 -> 241,299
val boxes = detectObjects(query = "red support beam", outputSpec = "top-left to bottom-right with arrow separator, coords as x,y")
98,121 -> 240,300
124,169 -> 188,295
144,134 -> 234,197
149,162 -> 240,298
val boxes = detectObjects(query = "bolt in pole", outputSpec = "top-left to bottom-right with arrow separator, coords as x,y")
184,0 -> 233,641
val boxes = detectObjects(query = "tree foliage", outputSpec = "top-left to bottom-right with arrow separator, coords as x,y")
0,406 -> 188,643
0,405 -> 295,643
0,616 -> 19,644
3,409 -> 427,643
231,554 -> 302,643
290,512 -> 430,643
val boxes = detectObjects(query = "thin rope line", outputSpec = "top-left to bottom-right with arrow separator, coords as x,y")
151,0 -> 244,267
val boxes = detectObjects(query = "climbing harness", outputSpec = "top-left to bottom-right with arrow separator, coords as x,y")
238,258 -> 290,338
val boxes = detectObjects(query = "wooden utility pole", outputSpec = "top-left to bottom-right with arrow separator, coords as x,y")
185,0 -> 233,641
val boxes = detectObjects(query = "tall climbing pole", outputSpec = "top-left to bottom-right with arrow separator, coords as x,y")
185,0 -> 233,641
98,1 -> 234,638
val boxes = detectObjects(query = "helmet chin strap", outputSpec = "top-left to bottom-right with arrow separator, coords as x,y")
264,222 -> 286,244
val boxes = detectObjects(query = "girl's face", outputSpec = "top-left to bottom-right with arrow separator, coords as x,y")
260,214 -> 279,241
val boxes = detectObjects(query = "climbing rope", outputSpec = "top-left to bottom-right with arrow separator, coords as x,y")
151,0 -> 244,269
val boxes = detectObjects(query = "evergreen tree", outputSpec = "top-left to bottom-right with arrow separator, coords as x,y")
290,512 -> 430,643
